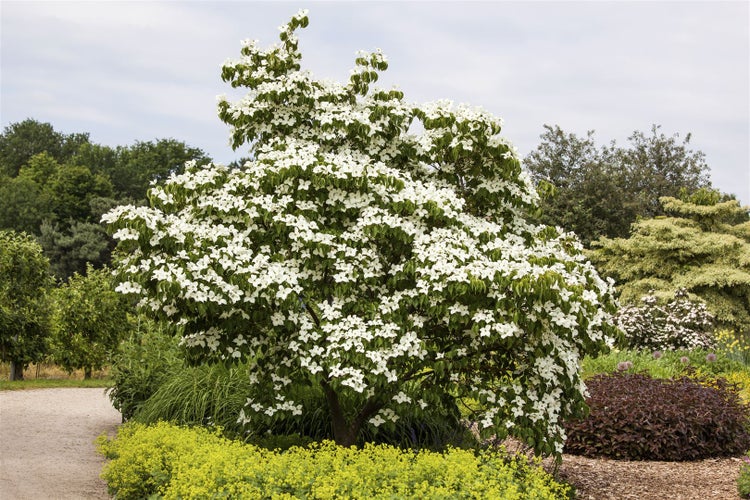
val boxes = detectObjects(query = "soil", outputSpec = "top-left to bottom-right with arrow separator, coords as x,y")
0,388 -> 744,499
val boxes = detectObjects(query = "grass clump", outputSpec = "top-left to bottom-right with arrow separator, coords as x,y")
98,421 -> 571,500
133,361 -> 250,435
564,372 -> 750,461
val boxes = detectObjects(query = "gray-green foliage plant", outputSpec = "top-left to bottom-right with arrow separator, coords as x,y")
104,11 -> 618,457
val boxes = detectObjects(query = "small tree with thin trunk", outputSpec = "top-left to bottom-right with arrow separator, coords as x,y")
50,265 -> 132,378
0,230 -> 52,380
104,11 -> 618,457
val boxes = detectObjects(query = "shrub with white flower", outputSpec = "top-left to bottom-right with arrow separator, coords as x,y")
103,11 -> 618,457
616,288 -> 715,351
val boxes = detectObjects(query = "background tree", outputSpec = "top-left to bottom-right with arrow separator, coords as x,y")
105,12 -> 618,457
0,118 -> 89,177
616,125 -> 711,218
589,188 -> 750,334
524,124 -> 713,245
49,265 -> 132,378
39,220 -> 113,280
108,139 -> 210,201
0,121 -> 211,280
0,230 -> 53,380
524,125 -> 633,245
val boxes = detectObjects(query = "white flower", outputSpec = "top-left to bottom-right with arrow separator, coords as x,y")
369,415 -> 386,427
392,392 -> 411,404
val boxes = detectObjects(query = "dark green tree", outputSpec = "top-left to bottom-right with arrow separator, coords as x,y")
524,124 -> 713,245
616,125 -> 712,218
0,230 -> 53,380
524,125 -> 633,245
109,139 -> 210,200
0,119 -> 89,177
39,220 -> 113,281
46,163 -> 114,223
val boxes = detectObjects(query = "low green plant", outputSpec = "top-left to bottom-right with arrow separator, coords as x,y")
581,348 -> 745,380
0,377 -> 111,391
98,422 -> 572,500
564,372 -> 750,461
739,454 -> 750,498
133,361 -> 250,436
107,318 -> 182,420
717,328 -> 750,366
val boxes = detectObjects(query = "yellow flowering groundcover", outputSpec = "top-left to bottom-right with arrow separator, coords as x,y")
98,422 -> 571,499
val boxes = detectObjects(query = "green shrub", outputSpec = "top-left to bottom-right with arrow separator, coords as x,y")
133,361 -> 250,436
739,454 -> 750,498
97,422 -> 218,499
107,318 -> 182,420
564,372 -> 750,460
98,422 -> 571,500
615,288 -> 715,351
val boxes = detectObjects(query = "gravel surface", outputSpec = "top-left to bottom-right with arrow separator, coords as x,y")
0,388 -> 121,500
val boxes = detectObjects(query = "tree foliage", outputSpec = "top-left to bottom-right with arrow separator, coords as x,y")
0,118 -> 90,177
108,139 -> 210,201
590,189 -> 750,334
617,126 -> 711,219
105,12 -> 618,456
0,230 -> 52,380
50,265 -> 132,378
524,124 -> 712,245
524,125 -> 633,245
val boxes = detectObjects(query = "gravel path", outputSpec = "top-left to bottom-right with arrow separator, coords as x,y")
0,388 -> 121,500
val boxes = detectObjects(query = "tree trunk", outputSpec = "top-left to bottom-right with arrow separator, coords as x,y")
9,361 -> 24,381
321,380 -> 384,447
84,367 -> 92,380
322,381 -> 358,446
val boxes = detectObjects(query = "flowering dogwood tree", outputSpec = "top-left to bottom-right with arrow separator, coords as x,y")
104,11 -> 618,456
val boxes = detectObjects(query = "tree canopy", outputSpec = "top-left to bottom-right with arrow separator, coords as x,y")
524,124 -> 713,245
50,265 -> 132,378
0,118 -> 90,178
105,12 -> 618,456
0,230 -> 53,380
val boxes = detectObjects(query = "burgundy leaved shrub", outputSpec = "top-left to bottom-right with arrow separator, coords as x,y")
563,372 -> 750,461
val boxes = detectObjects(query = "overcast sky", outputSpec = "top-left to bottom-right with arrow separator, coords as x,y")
2,1 -> 748,205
